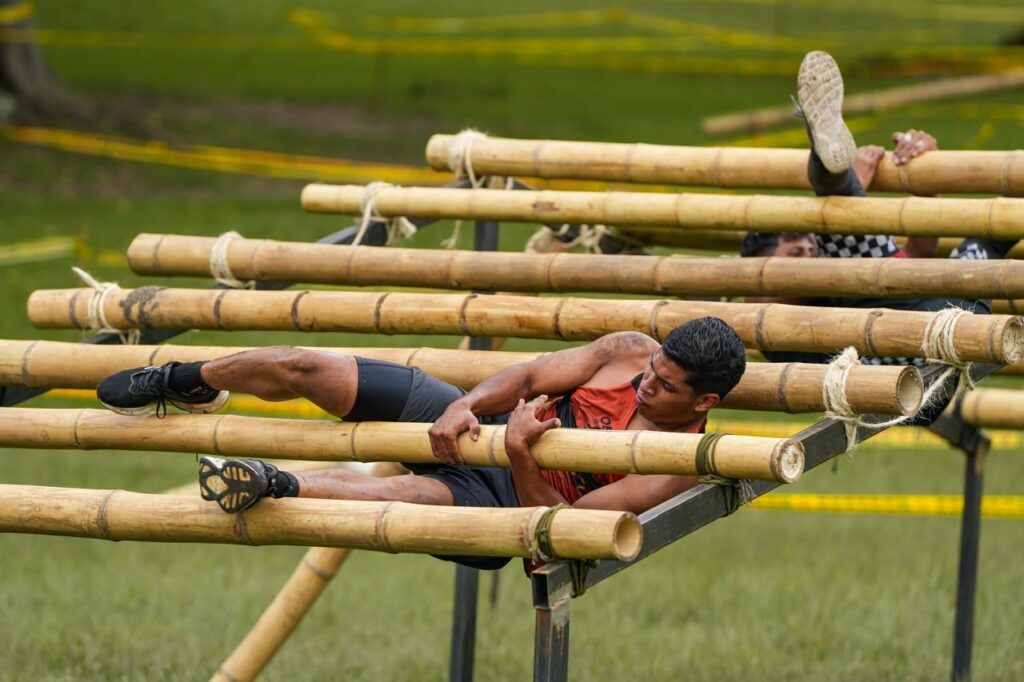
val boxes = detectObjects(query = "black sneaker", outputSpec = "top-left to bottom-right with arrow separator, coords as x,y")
199,456 -> 271,513
97,362 -> 229,417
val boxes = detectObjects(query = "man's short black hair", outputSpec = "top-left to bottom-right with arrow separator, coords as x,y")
661,317 -> 746,397
740,231 -> 813,257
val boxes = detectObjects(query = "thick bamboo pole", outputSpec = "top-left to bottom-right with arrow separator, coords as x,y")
425,134 -> 1024,196
0,408 -> 805,482
0,484 -> 640,561
958,388 -> 1024,430
27,288 -> 1024,364
0,339 -> 923,415
701,72 -> 1024,137
211,462 -> 402,682
300,184 -> 1024,239
129,233 -> 1024,299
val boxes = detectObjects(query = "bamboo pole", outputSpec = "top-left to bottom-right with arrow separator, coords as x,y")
0,407 -> 805,482
211,462 -> 402,682
27,288 -> 1024,364
425,133 -> 1024,196
957,388 -> 1024,430
701,72 -> 1024,136
0,483 -> 640,561
300,184 -> 1024,239
617,230 -> 1024,260
129,233 -> 1024,300
0,339 -> 923,415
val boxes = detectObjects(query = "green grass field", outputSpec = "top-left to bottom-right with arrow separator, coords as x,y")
2,1 -> 1024,679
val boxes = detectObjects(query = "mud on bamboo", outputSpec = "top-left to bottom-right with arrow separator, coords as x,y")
27,288 -> 1024,364
130,233 -> 1024,300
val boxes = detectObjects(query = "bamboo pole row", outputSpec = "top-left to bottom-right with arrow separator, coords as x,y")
957,388 -> 1024,430
129,233 -> 1024,300
300,183 -> 1024,239
210,462 -> 401,682
0,408 -> 805,482
424,133 -> 1024,196
700,72 -> 1024,137
0,340 -> 923,415
0,484 -> 640,561
27,288 -> 1024,364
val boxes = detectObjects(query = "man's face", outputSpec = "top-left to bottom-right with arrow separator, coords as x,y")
635,350 -> 719,427
771,235 -> 819,258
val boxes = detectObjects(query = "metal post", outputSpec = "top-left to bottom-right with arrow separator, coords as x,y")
449,565 -> 481,682
532,570 -> 572,682
951,434 -> 989,682
447,219 -> 501,682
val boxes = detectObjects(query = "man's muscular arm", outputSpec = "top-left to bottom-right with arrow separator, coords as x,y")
428,332 -> 654,463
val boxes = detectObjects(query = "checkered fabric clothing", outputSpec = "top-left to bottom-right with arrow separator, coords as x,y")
817,234 -> 900,258
860,355 -> 927,367
950,241 -> 991,260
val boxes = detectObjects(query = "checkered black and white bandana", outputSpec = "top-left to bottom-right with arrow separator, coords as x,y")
816,234 -> 900,259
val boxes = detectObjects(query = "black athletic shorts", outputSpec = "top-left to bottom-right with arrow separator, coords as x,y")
348,357 -> 515,570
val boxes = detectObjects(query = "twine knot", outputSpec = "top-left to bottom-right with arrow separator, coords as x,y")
354,182 -> 418,247
447,129 -> 488,187
209,231 -> 255,289
72,267 -> 139,345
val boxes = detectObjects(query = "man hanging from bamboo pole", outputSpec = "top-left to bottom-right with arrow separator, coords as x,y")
740,50 -> 1019,351
95,317 -> 746,569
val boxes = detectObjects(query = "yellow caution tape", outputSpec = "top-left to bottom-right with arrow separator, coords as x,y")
750,493 -> 1024,518
0,236 -> 75,266
0,1 -> 32,25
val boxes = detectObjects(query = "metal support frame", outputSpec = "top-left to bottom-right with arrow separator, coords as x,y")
448,219 -> 500,682
529,362 -> 1000,682
929,410 -> 991,682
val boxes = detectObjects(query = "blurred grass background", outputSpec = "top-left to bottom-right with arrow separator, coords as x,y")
1,1 -> 1023,680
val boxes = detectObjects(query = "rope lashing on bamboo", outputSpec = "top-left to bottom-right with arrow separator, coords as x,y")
695,431 -> 754,514
531,502 -> 571,562
70,267 -> 139,345
822,332 -> 977,453
446,128 -> 489,188
352,182 -> 417,247
922,306 -> 976,395
209,231 -> 255,289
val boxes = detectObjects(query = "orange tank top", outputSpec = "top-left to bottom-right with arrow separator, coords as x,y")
534,375 -> 706,504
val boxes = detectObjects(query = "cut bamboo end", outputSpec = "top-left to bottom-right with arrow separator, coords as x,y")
609,514 -> 641,562
997,316 -> 1024,365
956,387 -> 1024,430
771,440 -> 804,485
895,366 -> 925,417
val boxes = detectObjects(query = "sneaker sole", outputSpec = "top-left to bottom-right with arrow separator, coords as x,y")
798,51 -> 856,174
99,390 -> 230,417
198,456 -> 266,513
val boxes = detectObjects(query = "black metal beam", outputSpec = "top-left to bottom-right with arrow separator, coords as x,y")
532,360 -> 1001,597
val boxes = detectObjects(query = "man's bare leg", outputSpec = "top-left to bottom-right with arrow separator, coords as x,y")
200,347 -> 359,418
295,468 -> 454,506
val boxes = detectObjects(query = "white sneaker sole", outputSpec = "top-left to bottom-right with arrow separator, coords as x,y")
100,390 -> 230,417
798,50 -> 856,174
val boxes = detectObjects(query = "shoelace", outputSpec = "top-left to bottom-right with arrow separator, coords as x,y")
127,365 -> 175,419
